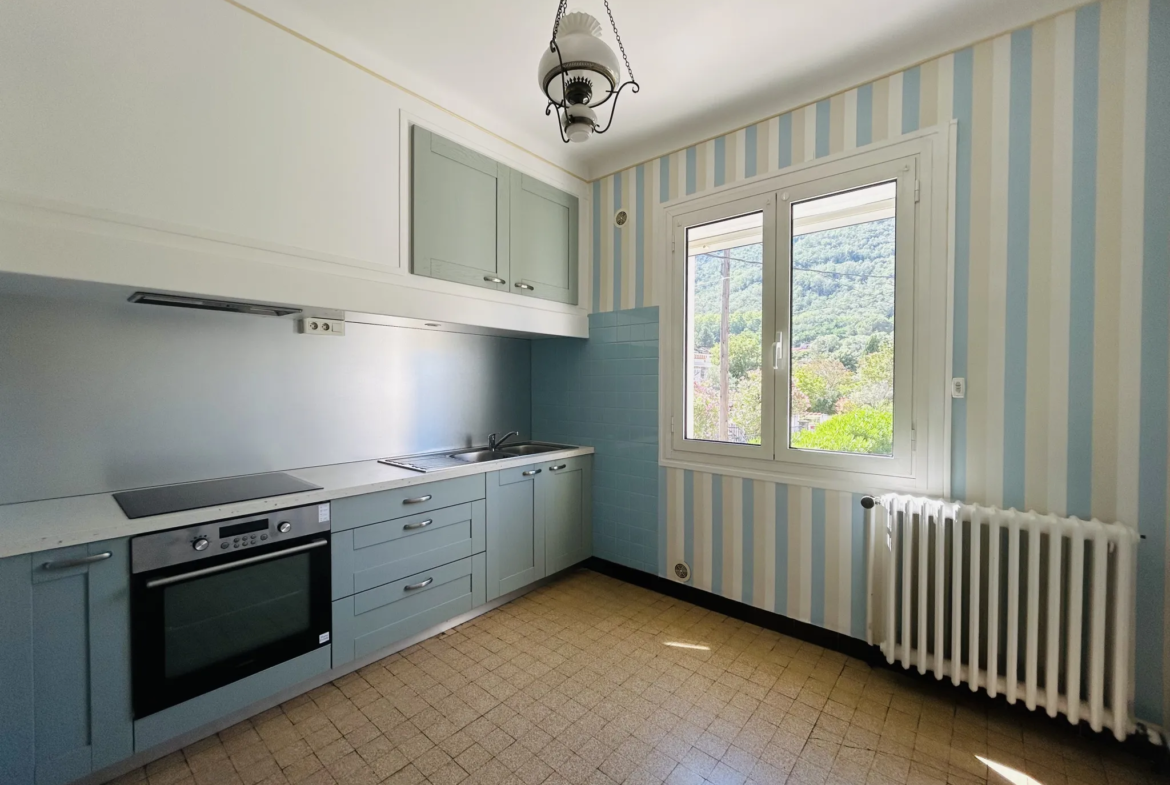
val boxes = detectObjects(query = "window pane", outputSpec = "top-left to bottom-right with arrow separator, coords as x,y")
788,182 -> 896,456
685,211 -> 764,445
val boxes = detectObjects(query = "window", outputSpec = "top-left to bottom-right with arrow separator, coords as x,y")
663,135 -> 949,494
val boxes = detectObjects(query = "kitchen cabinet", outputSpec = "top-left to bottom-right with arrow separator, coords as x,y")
0,539 -> 133,785
485,465 -> 545,601
540,456 -> 592,575
412,126 -> 580,305
485,455 -> 592,601
412,126 -> 510,293
509,171 -> 579,305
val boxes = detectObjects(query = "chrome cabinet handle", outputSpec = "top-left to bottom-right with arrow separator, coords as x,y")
548,464 -> 567,472
42,551 -> 112,571
403,494 -> 432,505
403,519 -> 433,531
521,469 -> 541,477
404,577 -> 433,591
515,282 -> 535,291
484,276 -> 505,284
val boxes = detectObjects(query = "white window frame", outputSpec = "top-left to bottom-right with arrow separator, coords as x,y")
657,129 -> 953,497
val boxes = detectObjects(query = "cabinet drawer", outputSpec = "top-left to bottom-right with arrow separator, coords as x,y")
332,555 -> 485,666
330,474 -> 486,532
332,501 -> 485,600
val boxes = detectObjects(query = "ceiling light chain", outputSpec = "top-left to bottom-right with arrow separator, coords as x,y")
602,0 -> 635,83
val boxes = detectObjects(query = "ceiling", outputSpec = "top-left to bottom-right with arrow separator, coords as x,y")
242,0 -> 1084,179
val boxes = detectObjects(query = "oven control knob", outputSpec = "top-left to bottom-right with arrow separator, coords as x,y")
278,521 -> 291,533
192,537 -> 210,551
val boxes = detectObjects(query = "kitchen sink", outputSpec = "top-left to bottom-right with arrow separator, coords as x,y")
450,449 -> 512,463
500,443 -> 564,456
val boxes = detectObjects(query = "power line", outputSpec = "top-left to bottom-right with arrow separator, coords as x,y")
692,253 -> 895,280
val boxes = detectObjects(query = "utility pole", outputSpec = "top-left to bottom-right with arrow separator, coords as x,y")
718,247 -> 730,441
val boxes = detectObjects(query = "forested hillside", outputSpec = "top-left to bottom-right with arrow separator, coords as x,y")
689,218 -> 896,454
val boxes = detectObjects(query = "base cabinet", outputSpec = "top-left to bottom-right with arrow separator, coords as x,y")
485,455 -> 593,602
540,456 -> 592,575
485,466 -> 545,602
0,539 -> 133,785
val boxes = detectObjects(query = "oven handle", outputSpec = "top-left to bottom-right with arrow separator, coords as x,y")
144,539 -> 329,589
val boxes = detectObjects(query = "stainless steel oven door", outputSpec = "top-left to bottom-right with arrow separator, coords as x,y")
131,533 -> 331,718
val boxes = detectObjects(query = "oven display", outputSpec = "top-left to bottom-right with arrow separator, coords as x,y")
219,518 -> 269,538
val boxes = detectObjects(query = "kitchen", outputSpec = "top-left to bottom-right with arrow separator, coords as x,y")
2,1 -> 1169,785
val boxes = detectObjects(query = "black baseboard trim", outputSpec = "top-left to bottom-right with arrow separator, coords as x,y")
583,556 -> 1170,772
583,557 -> 883,665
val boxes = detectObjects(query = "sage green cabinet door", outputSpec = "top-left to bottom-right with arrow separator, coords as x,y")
485,467 -> 545,601
0,540 -> 134,785
509,171 -> 579,305
412,126 -> 510,292
540,456 -> 592,575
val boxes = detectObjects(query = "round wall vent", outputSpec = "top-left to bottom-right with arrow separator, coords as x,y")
673,561 -> 691,582
614,209 -> 629,227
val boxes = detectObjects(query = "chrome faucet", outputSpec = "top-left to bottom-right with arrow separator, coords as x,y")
488,431 -> 519,451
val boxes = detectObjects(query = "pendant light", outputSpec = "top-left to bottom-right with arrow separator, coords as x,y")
537,1 -> 639,143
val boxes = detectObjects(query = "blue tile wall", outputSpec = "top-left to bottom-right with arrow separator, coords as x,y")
532,307 -> 660,574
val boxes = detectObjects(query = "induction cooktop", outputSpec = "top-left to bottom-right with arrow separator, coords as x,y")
112,472 -> 322,519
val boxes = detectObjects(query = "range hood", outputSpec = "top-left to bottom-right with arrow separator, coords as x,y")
128,291 -> 301,318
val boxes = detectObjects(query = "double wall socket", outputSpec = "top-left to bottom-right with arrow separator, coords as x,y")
298,317 -> 345,336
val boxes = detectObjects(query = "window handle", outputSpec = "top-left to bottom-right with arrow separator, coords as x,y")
773,331 -> 784,370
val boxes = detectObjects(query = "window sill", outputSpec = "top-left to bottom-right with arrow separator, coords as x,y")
658,452 -> 943,498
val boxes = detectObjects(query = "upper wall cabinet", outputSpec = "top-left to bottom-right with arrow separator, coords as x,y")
510,172 -> 579,305
412,126 -> 580,306
412,127 -> 510,293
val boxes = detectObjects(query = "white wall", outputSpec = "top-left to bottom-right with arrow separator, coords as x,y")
0,0 -> 591,335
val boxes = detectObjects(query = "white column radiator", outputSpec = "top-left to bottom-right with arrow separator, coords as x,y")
865,494 -> 1141,740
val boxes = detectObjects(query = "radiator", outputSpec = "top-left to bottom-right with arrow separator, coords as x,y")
864,494 -> 1141,740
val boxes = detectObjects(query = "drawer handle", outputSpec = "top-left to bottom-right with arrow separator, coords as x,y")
549,464 -> 567,472
483,276 -> 505,284
515,282 -> 535,291
522,469 -> 541,477
42,551 -> 112,571
404,577 -> 434,591
403,494 -> 432,505
403,519 -> 433,531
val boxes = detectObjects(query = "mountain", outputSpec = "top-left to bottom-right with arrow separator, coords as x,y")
690,218 -> 895,351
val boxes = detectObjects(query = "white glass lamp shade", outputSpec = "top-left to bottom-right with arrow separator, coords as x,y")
537,12 -> 620,108
564,104 -> 597,142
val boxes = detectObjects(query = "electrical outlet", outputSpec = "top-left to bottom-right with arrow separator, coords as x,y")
951,377 -> 966,398
298,317 -> 345,336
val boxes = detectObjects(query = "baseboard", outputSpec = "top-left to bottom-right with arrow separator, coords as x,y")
585,557 -> 1170,772
583,557 -> 883,664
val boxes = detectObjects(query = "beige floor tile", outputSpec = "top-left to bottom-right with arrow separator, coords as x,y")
104,571 -> 1164,785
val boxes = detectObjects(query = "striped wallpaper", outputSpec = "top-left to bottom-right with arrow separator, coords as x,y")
585,0 -> 1170,727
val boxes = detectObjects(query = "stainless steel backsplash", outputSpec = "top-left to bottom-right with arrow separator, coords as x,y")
0,293 -> 531,505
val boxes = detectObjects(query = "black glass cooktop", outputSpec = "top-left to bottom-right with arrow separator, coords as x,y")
113,472 -> 322,519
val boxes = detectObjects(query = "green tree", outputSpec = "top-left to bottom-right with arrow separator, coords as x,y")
729,369 -> 762,444
708,331 -> 762,380
792,356 -> 853,414
791,406 -> 893,455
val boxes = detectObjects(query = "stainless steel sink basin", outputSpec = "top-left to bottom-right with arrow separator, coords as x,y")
501,443 -> 564,456
450,449 -> 512,463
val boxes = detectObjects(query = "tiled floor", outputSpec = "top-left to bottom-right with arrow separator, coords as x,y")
108,570 -> 1164,785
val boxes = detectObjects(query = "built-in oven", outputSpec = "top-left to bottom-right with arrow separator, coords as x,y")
130,502 -> 332,718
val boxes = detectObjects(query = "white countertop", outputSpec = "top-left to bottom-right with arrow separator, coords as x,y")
0,445 -> 594,558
